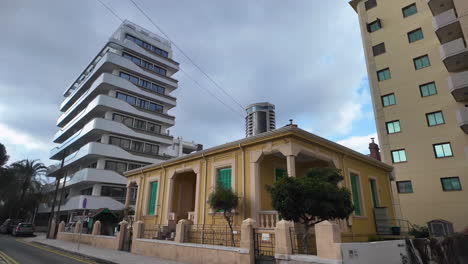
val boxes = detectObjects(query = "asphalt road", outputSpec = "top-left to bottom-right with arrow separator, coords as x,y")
0,234 -> 100,264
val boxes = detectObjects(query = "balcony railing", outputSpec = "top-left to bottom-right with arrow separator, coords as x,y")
456,107 -> 468,134
440,38 -> 468,72
258,211 -> 280,229
433,9 -> 462,44
426,0 -> 454,16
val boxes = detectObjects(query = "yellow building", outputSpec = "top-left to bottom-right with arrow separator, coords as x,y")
349,0 -> 468,232
124,124 -> 397,241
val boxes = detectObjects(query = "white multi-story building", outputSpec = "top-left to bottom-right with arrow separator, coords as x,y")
37,21 -> 200,224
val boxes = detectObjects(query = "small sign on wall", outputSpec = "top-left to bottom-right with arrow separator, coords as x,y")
262,233 -> 270,241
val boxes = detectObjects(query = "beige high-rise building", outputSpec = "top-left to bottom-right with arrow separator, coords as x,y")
350,0 -> 468,233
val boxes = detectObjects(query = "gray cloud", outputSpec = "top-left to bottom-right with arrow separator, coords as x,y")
0,0 -> 369,164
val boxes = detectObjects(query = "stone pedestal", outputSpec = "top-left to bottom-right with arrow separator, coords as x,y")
175,219 -> 190,243
275,220 -> 294,255
116,220 -> 128,250
92,220 -> 101,235
74,221 -> 83,234
133,221 -> 144,239
315,221 -> 342,260
241,218 -> 257,264
58,221 -> 65,233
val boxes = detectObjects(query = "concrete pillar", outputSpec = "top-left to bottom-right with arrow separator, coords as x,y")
96,159 -> 106,170
58,221 -> 65,233
133,221 -> 144,239
48,219 -> 56,238
104,111 -> 114,120
241,218 -> 257,264
74,221 -> 83,234
101,134 -> 110,144
315,221 -> 342,260
286,155 -> 296,177
92,184 -> 102,196
116,220 -> 128,251
92,220 -> 101,235
124,184 -> 132,210
250,161 -> 261,220
275,220 -> 294,255
174,219 -> 190,243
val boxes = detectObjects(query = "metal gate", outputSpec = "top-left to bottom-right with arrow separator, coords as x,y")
253,229 -> 275,264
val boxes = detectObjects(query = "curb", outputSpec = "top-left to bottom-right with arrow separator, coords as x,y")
32,241 -> 118,264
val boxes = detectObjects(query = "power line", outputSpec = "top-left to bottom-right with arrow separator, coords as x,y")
96,0 -> 124,22
95,0 -> 245,118
128,0 -> 245,111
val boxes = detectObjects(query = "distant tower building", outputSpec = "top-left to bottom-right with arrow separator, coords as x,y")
245,102 -> 276,137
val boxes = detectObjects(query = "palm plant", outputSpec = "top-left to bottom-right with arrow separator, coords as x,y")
10,159 -> 47,218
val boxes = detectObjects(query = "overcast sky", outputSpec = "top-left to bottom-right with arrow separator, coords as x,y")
0,0 -> 378,166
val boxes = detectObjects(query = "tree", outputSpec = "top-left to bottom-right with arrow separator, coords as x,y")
267,167 -> 354,254
207,186 -> 239,246
0,143 -> 8,168
10,159 -> 47,219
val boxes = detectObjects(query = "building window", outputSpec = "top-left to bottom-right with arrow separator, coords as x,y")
116,92 -> 164,114
128,163 -> 143,170
420,82 -> 437,97
147,181 -> 158,215
426,111 -> 445,126
441,177 -> 461,191
125,34 -> 169,58
372,43 -> 386,56
132,141 -> 144,153
217,168 -> 232,189
367,19 -> 382,33
275,168 -> 287,181
144,143 -> 159,155
377,68 -> 391,82
101,186 -> 125,198
414,55 -> 431,70
110,136 -> 131,150
122,52 -> 167,76
433,143 -> 453,158
119,71 -> 166,95
386,120 -> 401,134
134,119 -> 146,130
147,122 -> 161,134
381,93 -> 396,107
81,187 -> 93,195
369,179 -> 379,207
402,3 -> 417,17
397,181 -> 413,193
408,28 -> 424,43
350,173 -> 363,216
105,160 -> 128,173
391,149 -> 407,163
365,0 -> 377,10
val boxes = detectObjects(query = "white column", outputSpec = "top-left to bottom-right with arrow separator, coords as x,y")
286,155 -> 296,177
92,184 -> 102,196
250,162 -> 261,220
124,185 -> 132,209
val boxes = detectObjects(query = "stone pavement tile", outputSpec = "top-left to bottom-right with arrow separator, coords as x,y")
24,234 -> 185,264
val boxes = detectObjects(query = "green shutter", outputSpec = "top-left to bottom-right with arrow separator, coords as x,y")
217,168 -> 232,189
350,174 -> 362,216
148,181 -> 158,215
370,180 -> 379,207
275,168 -> 287,181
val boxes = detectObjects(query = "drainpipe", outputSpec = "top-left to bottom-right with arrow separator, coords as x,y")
238,143 -> 246,220
159,165 -> 166,226
201,152 -> 208,226
136,167 -> 145,221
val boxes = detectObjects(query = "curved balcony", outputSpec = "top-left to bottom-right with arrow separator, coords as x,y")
49,142 -> 165,177
440,38 -> 468,72
66,168 -> 127,187
427,0 -> 455,16
50,117 -> 173,160
448,71 -> 468,102
57,73 -> 176,127
54,95 -> 175,143
433,9 -> 463,44
37,195 -> 125,213
457,107 -> 468,134
60,52 -> 178,112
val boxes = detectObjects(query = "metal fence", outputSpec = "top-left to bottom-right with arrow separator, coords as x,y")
187,225 -> 241,247
253,229 -> 276,263
375,218 -> 412,236
290,227 -> 317,255
142,224 -> 169,240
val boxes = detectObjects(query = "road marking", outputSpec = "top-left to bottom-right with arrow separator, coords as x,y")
0,250 -> 19,264
15,239 -> 97,264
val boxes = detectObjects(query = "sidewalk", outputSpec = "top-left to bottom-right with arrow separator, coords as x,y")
24,234 -> 186,264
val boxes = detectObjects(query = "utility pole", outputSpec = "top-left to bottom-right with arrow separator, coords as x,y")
46,154 -> 65,239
